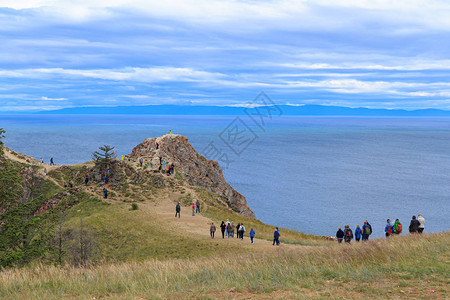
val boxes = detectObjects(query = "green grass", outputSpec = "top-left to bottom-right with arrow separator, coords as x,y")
0,233 -> 447,299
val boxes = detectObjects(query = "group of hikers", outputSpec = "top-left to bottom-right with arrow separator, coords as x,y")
175,201 -> 282,245
336,214 -> 426,243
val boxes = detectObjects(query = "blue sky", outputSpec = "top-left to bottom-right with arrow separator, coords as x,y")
1,0 -> 450,111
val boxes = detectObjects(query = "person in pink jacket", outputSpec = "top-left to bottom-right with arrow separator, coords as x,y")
192,202 -> 196,216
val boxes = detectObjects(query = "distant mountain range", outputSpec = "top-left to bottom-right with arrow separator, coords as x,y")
0,104 -> 440,116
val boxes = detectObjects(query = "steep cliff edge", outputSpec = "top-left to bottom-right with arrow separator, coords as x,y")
128,134 -> 255,217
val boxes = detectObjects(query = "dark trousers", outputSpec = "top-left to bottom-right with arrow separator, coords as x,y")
273,238 -> 279,245
362,234 -> 369,241
175,211 -> 180,218
251,237 -> 254,243
196,206 -> 200,213
210,231 -> 215,238
221,230 -> 225,239
418,228 -> 424,234
356,238 -> 360,242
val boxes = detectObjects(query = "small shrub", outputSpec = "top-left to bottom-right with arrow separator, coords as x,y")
131,203 -> 139,210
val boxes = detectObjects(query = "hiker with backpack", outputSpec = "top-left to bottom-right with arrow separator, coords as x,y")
210,222 -> 216,239
336,227 -> 344,244
409,216 -> 420,234
195,199 -> 200,213
229,222 -> 235,237
343,225 -> 353,243
273,227 -> 280,245
220,221 -> 226,239
354,225 -> 362,242
175,202 -> 181,218
238,224 -> 245,239
362,220 -> 372,241
418,214 -> 425,233
249,228 -> 255,244
385,219 -> 393,238
393,219 -> 402,235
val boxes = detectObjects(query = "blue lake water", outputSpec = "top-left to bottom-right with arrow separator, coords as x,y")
1,114 -> 449,237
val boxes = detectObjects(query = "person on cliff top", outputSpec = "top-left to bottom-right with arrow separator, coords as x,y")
121,155 -> 124,161
50,157 -> 54,165
418,214 -> 425,234
354,225 -> 362,242
195,199 -> 200,213
220,221 -> 226,239
84,176 -> 89,186
175,202 -> 181,218
273,227 -> 280,245
393,219 -> 402,235
103,188 -> 108,199
249,228 -> 255,244
385,219 -> 393,238
192,202 -> 196,216
361,220 -> 372,241
343,225 -> 353,243
409,216 -> 420,234
210,222 -> 216,239
156,142 -> 159,149
336,227 -> 344,244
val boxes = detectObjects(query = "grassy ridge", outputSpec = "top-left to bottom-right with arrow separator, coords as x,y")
0,233 -> 448,299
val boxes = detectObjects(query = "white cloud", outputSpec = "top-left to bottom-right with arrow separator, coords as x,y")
41,96 -> 68,101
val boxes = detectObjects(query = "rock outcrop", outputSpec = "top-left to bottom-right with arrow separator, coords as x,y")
128,134 -> 255,218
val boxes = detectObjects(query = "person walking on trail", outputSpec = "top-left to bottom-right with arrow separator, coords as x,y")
393,219 -> 402,235
195,199 -> 200,213
336,227 -> 344,244
409,216 -> 420,234
104,175 -> 108,184
273,228 -> 280,245
50,157 -> 54,165
343,225 -> 353,243
362,220 -> 372,241
103,188 -> 108,199
385,219 -> 393,238
220,221 -> 226,239
175,202 -> 181,218
229,222 -> 235,238
84,176 -> 89,186
139,158 -> 143,167
238,224 -> 245,239
249,228 -> 255,244
156,142 -> 159,150
225,219 -> 230,236
210,222 -> 216,239
191,202 -> 196,216
236,223 -> 241,238
354,225 -> 362,242
418,214 -> 425,234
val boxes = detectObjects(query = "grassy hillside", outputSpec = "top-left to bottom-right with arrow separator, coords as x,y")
0,233 -> 448,299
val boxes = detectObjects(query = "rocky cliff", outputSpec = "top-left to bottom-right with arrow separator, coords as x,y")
128,134 -> 255,217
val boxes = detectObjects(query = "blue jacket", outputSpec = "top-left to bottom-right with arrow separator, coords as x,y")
249,230 -> 255,237
355,227 -> 362,239
385,223 -> 393,233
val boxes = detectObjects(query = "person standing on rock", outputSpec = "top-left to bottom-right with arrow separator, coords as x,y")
84,176 -> 89,186
195,199 -> 200,213
103,188 -> 108,199
175,202 -> 181,218
192,202 -> 196,216
210,222 -> 216,238
156,142 -> 159,150
220,221 -> 226,239
249,228 -> 255,244
139,158 -> 143,167
418,214 -> 425,234
273,227 -> 280,245
104,175 -> 108,185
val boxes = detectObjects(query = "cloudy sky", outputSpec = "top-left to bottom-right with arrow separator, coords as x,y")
1,0 -> 450,111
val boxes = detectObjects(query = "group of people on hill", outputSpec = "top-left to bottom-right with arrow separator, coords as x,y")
336,215 -> 426,243
175,199 -> 201,218
210,221 -> 257,243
